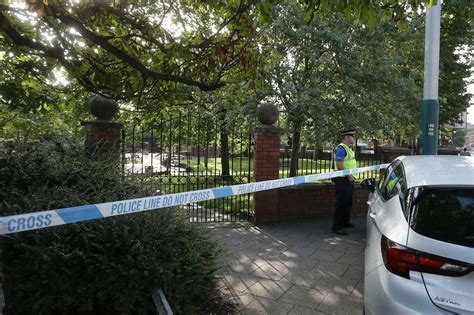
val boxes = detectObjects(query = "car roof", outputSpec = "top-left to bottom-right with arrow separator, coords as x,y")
395,155 -> 474,188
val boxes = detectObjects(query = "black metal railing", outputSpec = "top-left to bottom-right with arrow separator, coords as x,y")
122,113 -> 254,223
122,113 -> 384,222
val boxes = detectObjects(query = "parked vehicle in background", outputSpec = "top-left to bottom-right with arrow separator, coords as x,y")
362,155 -> 474,315
460,147 -> 471,156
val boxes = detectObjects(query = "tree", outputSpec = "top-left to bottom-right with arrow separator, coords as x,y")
0,47 -> 91,140
438,0 -> 473,126
261,1 -> 419,175
370,0 -> 473,144
3,0 -> 464,150
0,1 -> 436,106
257,0 -> 472,175
0,1 -> 266,102
192,83 -> 260,177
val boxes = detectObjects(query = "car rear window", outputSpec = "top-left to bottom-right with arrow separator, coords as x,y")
410,187 -> 474,248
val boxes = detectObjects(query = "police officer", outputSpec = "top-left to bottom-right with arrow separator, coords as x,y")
332,128 -> 357,235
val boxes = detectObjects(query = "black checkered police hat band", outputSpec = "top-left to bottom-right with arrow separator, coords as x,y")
340,129 -> 356,136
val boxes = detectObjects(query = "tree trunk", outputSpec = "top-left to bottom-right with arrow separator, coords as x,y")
220,123 -> 230,177
204,133 -> 209,169
289,127 -> 301,177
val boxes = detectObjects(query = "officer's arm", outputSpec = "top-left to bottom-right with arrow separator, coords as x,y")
336,161 -> 354,181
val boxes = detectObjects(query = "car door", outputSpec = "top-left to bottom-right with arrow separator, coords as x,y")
365,161 -> 410,274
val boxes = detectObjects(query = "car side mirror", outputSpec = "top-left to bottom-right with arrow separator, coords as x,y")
360,178 -> 376,192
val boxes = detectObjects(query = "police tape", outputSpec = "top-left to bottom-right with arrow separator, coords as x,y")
0,164 -> 388,235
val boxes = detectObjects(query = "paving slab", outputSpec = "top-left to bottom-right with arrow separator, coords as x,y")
244,278 -> 292,300
209,215 -> 367,314
288,305 -> 328,315
278,284 -> 327,309
252,262 -> 288,281
281,269 -> 323,288
317,292 -> 364,314
242,297 -> 294,315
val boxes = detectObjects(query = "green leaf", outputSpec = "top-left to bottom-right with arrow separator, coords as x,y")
359,4 -> 369,24
367,6 -> 377,28
343,7 -> 352,20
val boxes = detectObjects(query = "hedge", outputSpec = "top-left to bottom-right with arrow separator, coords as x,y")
0,138 -> 230,314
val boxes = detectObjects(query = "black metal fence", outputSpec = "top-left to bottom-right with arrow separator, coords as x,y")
122,113 -> 383,222
122,113 -> 255,222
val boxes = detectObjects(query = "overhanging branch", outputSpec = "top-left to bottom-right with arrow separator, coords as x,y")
0,6 -> 226,92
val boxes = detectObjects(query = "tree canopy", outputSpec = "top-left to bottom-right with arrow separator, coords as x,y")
1,0 -> 471,145
0,1 -> 439,100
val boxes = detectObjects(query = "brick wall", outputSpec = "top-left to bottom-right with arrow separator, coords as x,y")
252,124 -> 413,225
277,183 -> 370,221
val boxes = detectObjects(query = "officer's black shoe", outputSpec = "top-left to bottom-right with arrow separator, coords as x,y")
343,223 -> 355,228
332,228 -> 348,236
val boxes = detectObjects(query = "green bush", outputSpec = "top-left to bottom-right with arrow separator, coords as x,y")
0,139 -> 225,314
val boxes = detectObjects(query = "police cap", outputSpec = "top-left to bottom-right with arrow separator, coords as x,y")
340,128 -> 356,136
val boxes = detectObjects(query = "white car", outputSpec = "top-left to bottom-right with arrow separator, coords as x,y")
362,155 -> 474,315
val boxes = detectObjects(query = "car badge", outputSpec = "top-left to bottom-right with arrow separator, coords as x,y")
434,296 -> 461,306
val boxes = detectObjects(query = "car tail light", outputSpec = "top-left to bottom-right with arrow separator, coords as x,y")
381,236 -> 473,279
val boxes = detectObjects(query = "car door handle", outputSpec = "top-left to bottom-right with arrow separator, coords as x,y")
369,211 -> 376,220
367,201 -> 372,205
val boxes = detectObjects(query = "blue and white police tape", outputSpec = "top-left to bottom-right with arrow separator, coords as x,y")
0,163 -> 388,235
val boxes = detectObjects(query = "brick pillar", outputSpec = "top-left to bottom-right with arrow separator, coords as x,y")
253,125 -> 281,224
81,95 -> 122,156
81,121 -> 122,154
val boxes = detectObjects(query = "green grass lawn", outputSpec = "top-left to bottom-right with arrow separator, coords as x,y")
184,157 -> 381,179
187,157 -> 252,173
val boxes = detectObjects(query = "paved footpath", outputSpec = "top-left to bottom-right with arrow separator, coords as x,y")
208,215 -> 367,314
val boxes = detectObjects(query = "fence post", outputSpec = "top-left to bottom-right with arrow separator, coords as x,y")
81,95 -> 122,157
253,103 -> 281,224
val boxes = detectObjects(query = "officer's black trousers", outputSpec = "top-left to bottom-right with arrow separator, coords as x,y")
333,177 -> 354,230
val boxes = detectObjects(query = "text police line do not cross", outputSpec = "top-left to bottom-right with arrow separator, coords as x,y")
0,164 -> 388,235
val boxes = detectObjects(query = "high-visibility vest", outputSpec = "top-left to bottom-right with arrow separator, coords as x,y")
334,143 -> 357,177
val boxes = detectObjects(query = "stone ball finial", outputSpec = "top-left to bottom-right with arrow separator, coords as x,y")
257,103 -> 279,125
89,95 -> 119,121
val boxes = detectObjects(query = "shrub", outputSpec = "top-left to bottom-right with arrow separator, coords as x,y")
0,138 -> 225,314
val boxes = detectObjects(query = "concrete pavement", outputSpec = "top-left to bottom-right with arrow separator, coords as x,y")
208,215 -> 367,314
